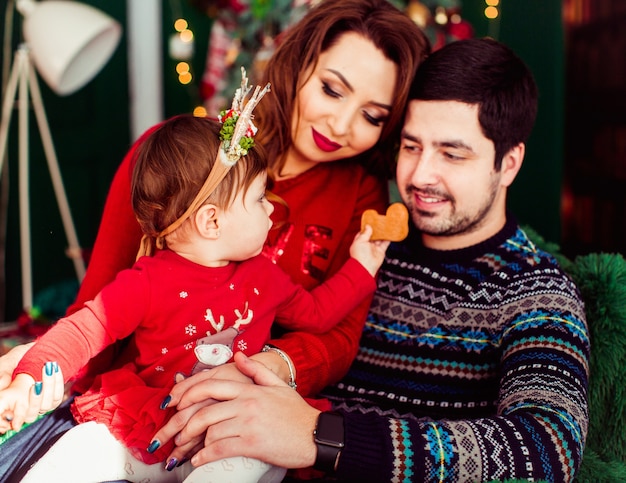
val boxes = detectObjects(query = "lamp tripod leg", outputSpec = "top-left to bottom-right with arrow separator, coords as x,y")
27,56 -> 86,283
0,50 -> 22,181
18,50 -> 33,311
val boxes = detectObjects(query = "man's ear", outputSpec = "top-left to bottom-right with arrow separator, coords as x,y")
194,204 -> 220,239
500,142 -> 525,188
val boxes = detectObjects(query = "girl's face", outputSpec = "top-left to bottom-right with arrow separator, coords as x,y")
219,173 -> 275,261
286,32 -> 398,174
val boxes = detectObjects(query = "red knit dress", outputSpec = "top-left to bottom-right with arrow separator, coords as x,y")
15,251 -> 375,463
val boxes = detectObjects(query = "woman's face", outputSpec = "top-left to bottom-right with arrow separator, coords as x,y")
287,32 -> 398,172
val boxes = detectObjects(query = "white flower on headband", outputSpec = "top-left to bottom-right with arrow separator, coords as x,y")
218,67 -> 270,165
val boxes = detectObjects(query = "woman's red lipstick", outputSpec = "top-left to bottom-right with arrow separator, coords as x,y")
312,128 -> 342,152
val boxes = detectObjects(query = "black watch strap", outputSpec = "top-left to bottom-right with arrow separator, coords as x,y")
313,411 -> 345,473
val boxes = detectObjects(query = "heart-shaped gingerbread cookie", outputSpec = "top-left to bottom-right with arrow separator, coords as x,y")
361,202 -> 409,242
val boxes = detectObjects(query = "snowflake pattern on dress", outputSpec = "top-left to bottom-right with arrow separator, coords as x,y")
179,291 -> 188,298
185,324 -> 197,336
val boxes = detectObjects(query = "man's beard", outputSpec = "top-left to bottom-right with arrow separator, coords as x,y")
406,179 -> 499,238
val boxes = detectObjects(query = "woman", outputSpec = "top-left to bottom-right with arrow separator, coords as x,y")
0,0 -> 430,478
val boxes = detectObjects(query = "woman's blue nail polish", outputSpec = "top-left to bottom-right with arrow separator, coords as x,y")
147,440 -> 161,453
34,381 -> 43,395
53,362 -> 59,373
160,395 -> 172,410
44,362 -> 54,376
165,458 -> 179,471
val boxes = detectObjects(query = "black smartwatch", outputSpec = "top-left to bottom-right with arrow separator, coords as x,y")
313,411 -> 345,473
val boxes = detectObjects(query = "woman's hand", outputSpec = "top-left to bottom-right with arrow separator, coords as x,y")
153,352 -> 320,469
148,360 -> 256,462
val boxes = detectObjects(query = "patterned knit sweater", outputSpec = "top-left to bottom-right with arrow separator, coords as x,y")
322,217 -> 590,483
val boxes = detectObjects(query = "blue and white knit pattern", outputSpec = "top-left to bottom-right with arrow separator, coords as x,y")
323,218 -> 589,483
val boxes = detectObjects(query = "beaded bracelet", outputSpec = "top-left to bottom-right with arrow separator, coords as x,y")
262,344 -> 297,390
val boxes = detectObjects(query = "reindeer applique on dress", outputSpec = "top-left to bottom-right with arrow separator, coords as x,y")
175,301 -> 254,382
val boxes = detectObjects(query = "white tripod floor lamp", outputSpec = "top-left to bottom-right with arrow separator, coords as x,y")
0,0 -> 121,311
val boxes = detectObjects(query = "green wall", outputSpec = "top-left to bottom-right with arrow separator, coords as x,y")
463,0 -> 565,242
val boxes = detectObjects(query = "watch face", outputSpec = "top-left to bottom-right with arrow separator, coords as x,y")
315,412 -> 345,447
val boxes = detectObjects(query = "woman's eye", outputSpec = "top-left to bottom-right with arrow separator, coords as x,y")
364,111 -> 386,127
322,82 -> 341,99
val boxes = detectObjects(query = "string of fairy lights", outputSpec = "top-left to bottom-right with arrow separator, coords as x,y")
167,0 -> 501,117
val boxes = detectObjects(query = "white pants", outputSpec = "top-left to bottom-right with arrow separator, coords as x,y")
21,421 -> 286,483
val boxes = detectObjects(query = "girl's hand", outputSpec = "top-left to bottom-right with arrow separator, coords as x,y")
0,361 -> 64,434
0,373 -> 36,433
350,224 -> 390,276
0,342 -> 34,390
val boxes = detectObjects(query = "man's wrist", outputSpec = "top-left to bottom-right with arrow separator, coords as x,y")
313,411 -> 344,473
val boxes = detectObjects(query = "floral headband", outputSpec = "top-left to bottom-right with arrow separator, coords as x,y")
137,68 -> 271,259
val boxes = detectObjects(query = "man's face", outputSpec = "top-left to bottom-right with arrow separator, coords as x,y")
396,100 -> 520,250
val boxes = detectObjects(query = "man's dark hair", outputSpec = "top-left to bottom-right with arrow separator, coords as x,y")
409,37 -> 538,169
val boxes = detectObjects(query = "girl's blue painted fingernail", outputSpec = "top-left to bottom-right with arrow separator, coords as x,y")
165,458 -> 179,471
34,381 -> 43,395
45,362 -> 54,376
53,362 -> 59,373
147,439 -> 161,453
160,395 -> 172,410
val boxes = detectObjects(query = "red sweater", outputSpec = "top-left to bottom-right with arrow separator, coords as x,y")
66,122 -> 389,396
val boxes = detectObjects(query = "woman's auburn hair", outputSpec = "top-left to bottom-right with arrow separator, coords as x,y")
254,0 -> 430,179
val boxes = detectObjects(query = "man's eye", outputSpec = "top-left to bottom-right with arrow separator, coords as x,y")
445,152 -> 464,161
402,144 -> 420,153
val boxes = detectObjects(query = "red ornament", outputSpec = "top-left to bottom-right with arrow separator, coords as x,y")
448,19 -> 474,41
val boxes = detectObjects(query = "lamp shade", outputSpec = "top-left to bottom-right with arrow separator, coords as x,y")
18,0 -> 122,96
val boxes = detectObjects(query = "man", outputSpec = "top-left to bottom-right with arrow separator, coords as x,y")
151,38 -> 590,483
